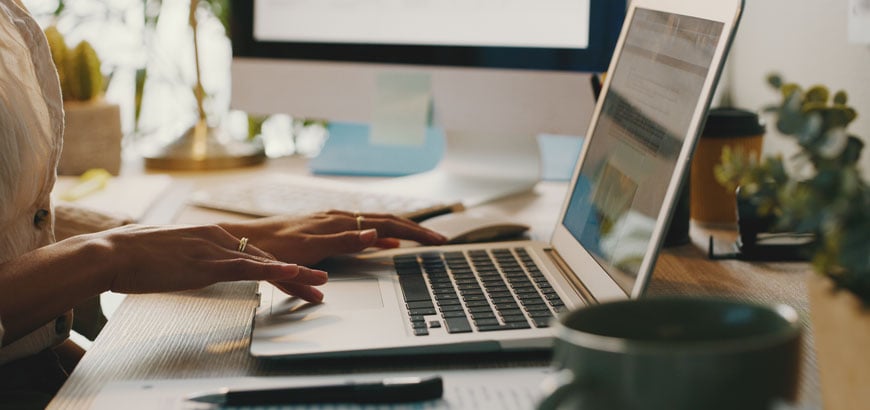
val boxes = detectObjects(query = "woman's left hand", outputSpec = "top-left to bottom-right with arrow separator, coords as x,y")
219,210 -> 447,266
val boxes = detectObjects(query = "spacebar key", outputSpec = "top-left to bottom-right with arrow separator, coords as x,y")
445,317 -> 473,333
399,276 -> 431,302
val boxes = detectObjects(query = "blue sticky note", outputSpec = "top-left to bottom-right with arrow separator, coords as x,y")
308,122 -> 444,177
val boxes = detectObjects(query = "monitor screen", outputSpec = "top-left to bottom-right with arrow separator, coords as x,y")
233,0 -> 624,72
228,1 -> 625,136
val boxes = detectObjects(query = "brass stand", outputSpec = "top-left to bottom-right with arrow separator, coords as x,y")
143,120 -> 265,170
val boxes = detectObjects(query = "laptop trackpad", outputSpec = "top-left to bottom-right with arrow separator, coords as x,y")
271,277 -> 383,316
320,278 -> 383,310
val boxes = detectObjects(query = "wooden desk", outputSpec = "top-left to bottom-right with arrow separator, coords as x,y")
47,156 -> 819,409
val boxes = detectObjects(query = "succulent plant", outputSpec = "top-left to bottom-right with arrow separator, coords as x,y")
43,26 -> 104,101
716,74 -> 870,302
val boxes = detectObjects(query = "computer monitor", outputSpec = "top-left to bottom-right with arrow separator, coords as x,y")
228,1 -> 626,205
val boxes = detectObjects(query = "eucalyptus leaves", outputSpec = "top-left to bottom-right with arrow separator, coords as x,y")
716,74 -> 870,302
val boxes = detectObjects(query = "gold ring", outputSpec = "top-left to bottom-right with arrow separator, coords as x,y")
238,237 -> 249,252
356,215 -> 364,231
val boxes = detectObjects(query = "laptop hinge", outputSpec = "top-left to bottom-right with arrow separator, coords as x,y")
545,248 -> 597,305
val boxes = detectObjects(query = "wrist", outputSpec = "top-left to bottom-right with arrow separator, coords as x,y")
60,231 -> 119,294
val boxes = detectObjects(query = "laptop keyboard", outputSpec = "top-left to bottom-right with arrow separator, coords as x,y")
394,247 -> 566,336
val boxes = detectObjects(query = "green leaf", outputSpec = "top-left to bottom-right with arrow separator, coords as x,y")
805,85 -> 829,104
840,136 -> 865,165
767,73 -> 783,88
777,92 -> 806,135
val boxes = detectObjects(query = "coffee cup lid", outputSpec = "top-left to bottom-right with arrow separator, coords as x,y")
703,107 -> 765,138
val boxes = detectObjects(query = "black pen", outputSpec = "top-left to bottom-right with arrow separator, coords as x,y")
187,376 -> 443,406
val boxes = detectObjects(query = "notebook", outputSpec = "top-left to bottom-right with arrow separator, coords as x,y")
250,0 -> 744,359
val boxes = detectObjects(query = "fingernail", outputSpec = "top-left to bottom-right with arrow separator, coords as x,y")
311,287 -> 324,302
312,269 -> 328,280
359,228 -> 378,243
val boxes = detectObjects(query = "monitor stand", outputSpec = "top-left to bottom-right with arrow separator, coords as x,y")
374,129 -> 541,207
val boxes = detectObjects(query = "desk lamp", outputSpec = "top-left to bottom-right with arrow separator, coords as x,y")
144,0 -> 265,170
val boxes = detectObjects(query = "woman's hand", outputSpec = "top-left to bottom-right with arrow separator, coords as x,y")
219,210 -> 448,266
97,224 -> 328,302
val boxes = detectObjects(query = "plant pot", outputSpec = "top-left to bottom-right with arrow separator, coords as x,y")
57,99 -> 122,175
807,273 -> 870,410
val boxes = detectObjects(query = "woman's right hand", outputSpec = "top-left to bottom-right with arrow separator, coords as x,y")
94,224 -> 328,302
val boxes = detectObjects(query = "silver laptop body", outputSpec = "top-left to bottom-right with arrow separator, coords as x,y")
250,0 -> 744,359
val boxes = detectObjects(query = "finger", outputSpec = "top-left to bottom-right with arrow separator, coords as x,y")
326,210 -> 424,232
327,209 -> 406,220
237,243 -> 276,260
355,217 -> 446,244
374,238 -> 401,249
291,265 -> 330,285
302,229 -> 381,255
193,225 -> 277,260
270,281 -> 325,303
215,260 -> 327,285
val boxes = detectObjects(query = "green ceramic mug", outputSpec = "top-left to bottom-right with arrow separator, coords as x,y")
538,297 -> 802,410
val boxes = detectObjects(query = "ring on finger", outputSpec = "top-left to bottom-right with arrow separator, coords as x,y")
356,215 -> 365,231
238,237 -> 249,252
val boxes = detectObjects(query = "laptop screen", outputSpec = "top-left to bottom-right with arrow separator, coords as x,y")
562,8 -> 724,293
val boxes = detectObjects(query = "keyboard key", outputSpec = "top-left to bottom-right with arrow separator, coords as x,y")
436,298 -> 462,306
406,301 -> 435,310
445,317 -> 473,334
399,276 -> 431,302
409,307 -> 437,316
502,321 -> 532,330
498,308 -> 524,318
473,318 -> 501,327
501,315 -> 528,324
476,324 -> 507,332
465,299 -> 493,308
471,311 -> 497,321
525,305 -> 553,314
440,304 -> 465,312
441,310 -> 468,319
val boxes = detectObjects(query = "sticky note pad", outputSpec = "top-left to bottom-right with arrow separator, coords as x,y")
369,72 -> 432,146
309,122 -> 444,177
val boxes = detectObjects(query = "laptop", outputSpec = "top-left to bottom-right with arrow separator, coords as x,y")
250,0 -> 744,359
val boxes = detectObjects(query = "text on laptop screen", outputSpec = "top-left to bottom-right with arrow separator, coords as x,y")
562,8 -> 723,293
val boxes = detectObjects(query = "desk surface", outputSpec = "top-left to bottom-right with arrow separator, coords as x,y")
48,156 -> 819,409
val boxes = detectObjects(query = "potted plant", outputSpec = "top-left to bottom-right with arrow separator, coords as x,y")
715,74 -> 869,410
45,26 -> 123,175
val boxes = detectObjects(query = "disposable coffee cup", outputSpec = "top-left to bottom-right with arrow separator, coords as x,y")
538,297 -> 802,410
690,107 -> 765,226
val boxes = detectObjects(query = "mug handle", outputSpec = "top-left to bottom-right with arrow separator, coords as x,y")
538,369 -> 585,410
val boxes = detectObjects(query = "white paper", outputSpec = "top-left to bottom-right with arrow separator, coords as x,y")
850,0 -> 870,44
91,367 -> 551,410
52,174 -> 173,221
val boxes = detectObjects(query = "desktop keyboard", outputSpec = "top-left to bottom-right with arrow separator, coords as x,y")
189,174 -> 457,222
395,247 -> 566,336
